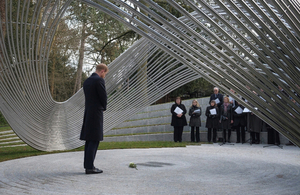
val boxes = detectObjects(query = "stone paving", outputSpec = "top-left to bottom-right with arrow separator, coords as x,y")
0,143 -> 299,195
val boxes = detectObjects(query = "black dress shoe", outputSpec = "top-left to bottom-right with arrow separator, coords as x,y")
85,168 -> 103,174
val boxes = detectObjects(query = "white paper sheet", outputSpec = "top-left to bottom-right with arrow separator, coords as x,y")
209,108 -> 217,115
214,98 -> 220,104
174,106 -> 183,114
234,106 -> 243,114
193,109 -> 201,113
243,108 -> 251,113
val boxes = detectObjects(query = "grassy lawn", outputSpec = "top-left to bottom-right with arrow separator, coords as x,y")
0,141 -> 204,163
0,125 -> 12,131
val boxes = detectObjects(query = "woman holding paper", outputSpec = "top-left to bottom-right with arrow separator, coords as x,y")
171,97 -> 187,142
189,99 -> 201,142
205,100 -> 219,143
219,97 -> 233,144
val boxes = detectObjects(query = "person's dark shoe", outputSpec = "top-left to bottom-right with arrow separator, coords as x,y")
85,167 -> 103,174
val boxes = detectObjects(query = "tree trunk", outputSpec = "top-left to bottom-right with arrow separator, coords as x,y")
73,20 -> 86,94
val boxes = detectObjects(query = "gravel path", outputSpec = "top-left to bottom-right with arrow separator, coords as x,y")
0,144 -> 299,195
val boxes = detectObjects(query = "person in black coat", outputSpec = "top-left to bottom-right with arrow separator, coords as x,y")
80,64 -> 108,174
205,100 -> 219,143
232,101 -> 247,143
219,97 -> 233,144
188,99 -> 201,142
249,113 -> 263,144
171,97 -> 187,142
209,87 -> 223,109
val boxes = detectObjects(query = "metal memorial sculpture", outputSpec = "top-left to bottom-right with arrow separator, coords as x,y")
0,0 -> 299,151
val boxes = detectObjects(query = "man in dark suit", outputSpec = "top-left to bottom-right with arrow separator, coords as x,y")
80,64 -> 108,174
209,87 -> 223,109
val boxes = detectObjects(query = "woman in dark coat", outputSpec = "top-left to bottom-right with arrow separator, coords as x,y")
219,97 -> 233,144
232,101 -> 247,143
171,97 -> 187,142
189,99 -> 201,142
205,100 -> 219,143
249,113 -> 263,144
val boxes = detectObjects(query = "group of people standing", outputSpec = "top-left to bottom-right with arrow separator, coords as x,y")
206,87 -> 248,144
171,87 -> 261,144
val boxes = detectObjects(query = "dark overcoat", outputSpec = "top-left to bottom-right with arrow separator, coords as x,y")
80,73 -> 107,141
232,105 -> 247,127
171,103 -> 188,127
188,106 -> 201,127
209,93 -> 223,108
249,114 -> 263,133
205,106 -> 219,128
219,103 -> 233,129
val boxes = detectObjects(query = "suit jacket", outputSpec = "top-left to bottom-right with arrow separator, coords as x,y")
170,103 -> 187,126
80,73 -> 107,141
209,93 -> 223,108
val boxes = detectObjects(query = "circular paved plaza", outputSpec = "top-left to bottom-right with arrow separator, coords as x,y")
0,144 -> 299,195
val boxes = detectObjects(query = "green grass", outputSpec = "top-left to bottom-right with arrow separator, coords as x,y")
0,125 -> 11,131
0,141 -> 25,146
0,134 -> 18,139
0,141 -> 204,163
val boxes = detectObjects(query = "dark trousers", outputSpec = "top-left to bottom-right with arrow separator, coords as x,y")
174,126 -> 183,142
207,128 -> 217,142
84,140 -> 100,169
250,132 -> 260,144
191,126 -> 200,142
222,129 -> 231,142
236,125 -> 245,143
267,128 -> 280,145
